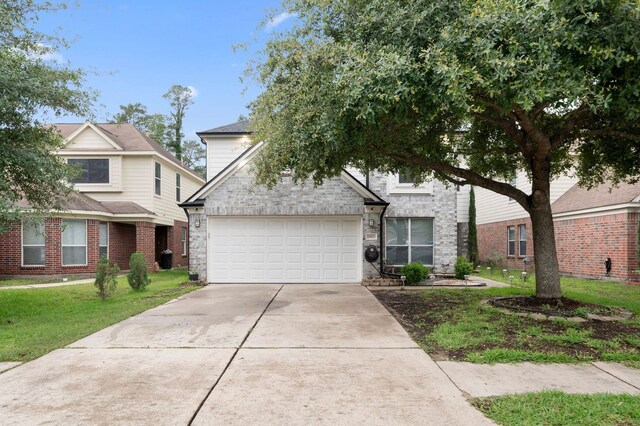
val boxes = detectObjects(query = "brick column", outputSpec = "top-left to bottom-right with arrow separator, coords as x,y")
135,221 -> 156,272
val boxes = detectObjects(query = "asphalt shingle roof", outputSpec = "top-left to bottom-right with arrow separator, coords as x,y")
552,181 -> 640,214
197,120 -> 251,135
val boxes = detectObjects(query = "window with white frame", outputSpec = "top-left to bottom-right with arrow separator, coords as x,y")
176,173 -> 181,202
507,226 -> 515,256
68,159 -> 109,184
387,173 -> 433,194
518,224 -> 527,257
99,222 -> 108,258
22,221 -> 45,266
154,162 -> 162,196
507,176 -> 517,201
181,227 -> 187,256
62,219 -> 87,266
386,218 -> 434,265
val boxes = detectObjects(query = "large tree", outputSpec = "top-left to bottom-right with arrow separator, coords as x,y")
163,85 -> 194,161
0,0 -> 93,232
248,0 -> 640,298
110,103 -> 169,147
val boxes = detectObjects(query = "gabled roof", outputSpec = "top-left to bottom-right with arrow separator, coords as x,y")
180,142 -> 387,208
552,181 -> 640,214
197,120 -> 251,137
55,123 -> 203,181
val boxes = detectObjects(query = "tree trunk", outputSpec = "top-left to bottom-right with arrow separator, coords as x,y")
529,165 -> 562,298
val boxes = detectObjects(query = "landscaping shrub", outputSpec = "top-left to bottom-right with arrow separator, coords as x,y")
454,256 -> 474,279
401,262 -> 429,285
94,255 -> 120,300
127,252 -> 150,291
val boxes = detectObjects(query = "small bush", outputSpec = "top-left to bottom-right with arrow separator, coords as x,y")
454,256 -> 473,279
94,255 -> 120,300
127,252 -> 150,291
401,262 -> 429,285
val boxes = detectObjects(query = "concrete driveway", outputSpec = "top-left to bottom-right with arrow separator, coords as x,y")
0,284 -> 492,425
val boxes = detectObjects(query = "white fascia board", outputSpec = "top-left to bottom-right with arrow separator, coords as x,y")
340,171 -> 385,201
552,203 -> 640,221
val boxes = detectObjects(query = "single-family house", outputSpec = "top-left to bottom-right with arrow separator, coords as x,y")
475,172 -> 640,282
0,122 -> 205,276
180,120 -> 464,284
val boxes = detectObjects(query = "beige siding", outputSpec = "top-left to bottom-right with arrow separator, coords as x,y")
65,127 -> 119,150
205,136 -> 249,180
476,172 -> 578,224
457,185 -> 470,223
84,156 -> 154,212
152,158 -> 204,225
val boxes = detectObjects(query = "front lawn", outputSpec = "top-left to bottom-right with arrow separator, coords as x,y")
476,269 -> 640,314
0,269 -> 199,362
473,391 -> 640,426
374,278 -> 640,367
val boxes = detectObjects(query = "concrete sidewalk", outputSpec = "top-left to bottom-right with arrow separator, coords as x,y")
439,361 -> 640,397
0,283 -> 493,425
0,277 -> 95,290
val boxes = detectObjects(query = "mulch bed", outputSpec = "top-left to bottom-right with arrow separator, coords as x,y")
374,290 -> 640,362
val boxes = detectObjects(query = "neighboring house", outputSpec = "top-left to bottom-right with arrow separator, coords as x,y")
0,122 -> 204,276
181,120 -> 463,284
475,172 -> 640,282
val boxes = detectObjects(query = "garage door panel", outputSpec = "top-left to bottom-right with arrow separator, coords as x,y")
209,216 -> 362,283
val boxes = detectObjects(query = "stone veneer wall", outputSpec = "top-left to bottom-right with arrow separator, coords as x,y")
367,175 -> 459,271
188,167 -> 377,282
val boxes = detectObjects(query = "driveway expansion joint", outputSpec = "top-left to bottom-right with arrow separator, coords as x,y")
187,284 -> 284,426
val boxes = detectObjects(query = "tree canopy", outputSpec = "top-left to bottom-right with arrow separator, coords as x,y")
0,0 -> 93,232
249,0 -> 640,297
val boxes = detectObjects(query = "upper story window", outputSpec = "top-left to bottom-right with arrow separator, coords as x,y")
68,159 -> 109,184
176,173 -> 181,202
507,176 -> 517,201
154,162 -> 162,196
387,173 -> 433,194
22,221 -> 45,266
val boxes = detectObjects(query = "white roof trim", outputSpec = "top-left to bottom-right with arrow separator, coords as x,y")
184,142 -> 386,204
63,122 -> 123,151
553,203 -> 640,220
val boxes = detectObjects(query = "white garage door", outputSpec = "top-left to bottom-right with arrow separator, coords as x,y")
208,216 -> 362,283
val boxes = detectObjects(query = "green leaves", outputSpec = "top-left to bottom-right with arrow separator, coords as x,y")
0,1 -> 94,232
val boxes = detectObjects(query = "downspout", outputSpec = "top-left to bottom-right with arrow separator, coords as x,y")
181,207 -> 191,274
377,204 -> 402,278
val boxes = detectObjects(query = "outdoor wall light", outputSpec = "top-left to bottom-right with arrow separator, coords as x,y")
194,219 -> 201,228
368,219 -> 375,227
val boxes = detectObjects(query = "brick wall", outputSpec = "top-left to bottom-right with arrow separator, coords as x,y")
555,212 -> 639,282
477,217 -> 533,270
108,222 -> 136,270
0,218 -> 101,276
477,212 -> 640,282
170,220 -> 189,268
135,221 -> 156,272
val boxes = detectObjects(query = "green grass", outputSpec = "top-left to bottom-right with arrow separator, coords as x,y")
397,284 -> 640,366
0,276 -> 88,287
473,391 -> 640,426
476,268 -> 640,316
0,269 -> 198,362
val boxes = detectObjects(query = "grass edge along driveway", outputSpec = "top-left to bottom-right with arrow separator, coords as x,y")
0,269 -> 199,362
